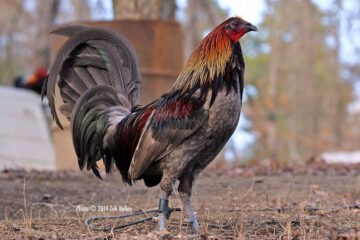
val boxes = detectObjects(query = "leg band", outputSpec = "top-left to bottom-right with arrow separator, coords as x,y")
159,199 -> 171,219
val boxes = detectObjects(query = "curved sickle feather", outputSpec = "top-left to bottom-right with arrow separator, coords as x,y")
43,25 -> 141,129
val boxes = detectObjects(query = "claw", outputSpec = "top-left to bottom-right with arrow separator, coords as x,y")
184,217 -> 199,232
179,191 -> 199,232
192,219 -> 199,232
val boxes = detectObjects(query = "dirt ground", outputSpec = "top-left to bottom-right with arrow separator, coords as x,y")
0,162 -> 360,239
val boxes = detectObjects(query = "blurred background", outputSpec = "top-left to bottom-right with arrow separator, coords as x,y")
1,0 -> 360,170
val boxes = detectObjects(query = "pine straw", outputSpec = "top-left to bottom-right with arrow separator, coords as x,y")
0,168 -> 359,239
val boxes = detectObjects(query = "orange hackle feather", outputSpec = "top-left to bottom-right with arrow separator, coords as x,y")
173,18 -> 235,94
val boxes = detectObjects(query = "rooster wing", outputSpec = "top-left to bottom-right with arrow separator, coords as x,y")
128,95 -> 209,179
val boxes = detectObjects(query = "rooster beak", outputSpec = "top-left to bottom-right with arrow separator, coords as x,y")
246,23 -> 258,32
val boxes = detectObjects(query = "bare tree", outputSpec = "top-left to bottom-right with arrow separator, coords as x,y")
245,0 -> 353,162
183,0 -> 227,59
112,0 -> 176,20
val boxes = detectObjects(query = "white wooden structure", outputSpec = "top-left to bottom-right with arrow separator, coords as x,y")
322,151 -> 360,164
0,86 -> 55,170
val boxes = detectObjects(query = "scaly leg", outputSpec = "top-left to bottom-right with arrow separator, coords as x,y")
158,175 -> 175,230
178,174 -> 199,232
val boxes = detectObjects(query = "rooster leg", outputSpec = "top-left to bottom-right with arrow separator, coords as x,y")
178,174 -> 199,232
158,176 -> 175,230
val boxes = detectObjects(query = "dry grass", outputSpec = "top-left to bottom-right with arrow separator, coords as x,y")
0,168 -> 359,239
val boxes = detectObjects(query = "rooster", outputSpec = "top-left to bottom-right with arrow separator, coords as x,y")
15,66 -> 47,94
43,17 -> 257,231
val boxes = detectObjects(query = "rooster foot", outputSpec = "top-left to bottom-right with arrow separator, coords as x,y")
184,217 -> 199,232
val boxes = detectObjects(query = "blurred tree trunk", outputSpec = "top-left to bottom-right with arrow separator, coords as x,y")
264,2 -> 283,159
3,1 -> 23,63
328,0 -> 350,147
300,0 -> 317,155
37,0 -> 60,68
183,0 -> 227,59
245,0 -> 353,162
0,0 -> 94,85
112,0 -> 176,20
184,0 -> 198,59
344,1 -> 360,147
111,0 -> 227,60
0,0 -> 24,85
72,0 -> 90,21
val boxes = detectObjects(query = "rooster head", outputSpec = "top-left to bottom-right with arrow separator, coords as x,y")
173,16 -> 257,95
224,17 -> 258,43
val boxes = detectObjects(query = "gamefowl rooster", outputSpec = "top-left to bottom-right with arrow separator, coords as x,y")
43,17 -> 257,231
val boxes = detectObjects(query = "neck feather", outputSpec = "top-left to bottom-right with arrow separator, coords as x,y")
172,25 -> 233,94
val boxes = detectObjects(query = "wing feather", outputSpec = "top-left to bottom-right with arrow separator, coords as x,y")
128,95 -> 208,179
